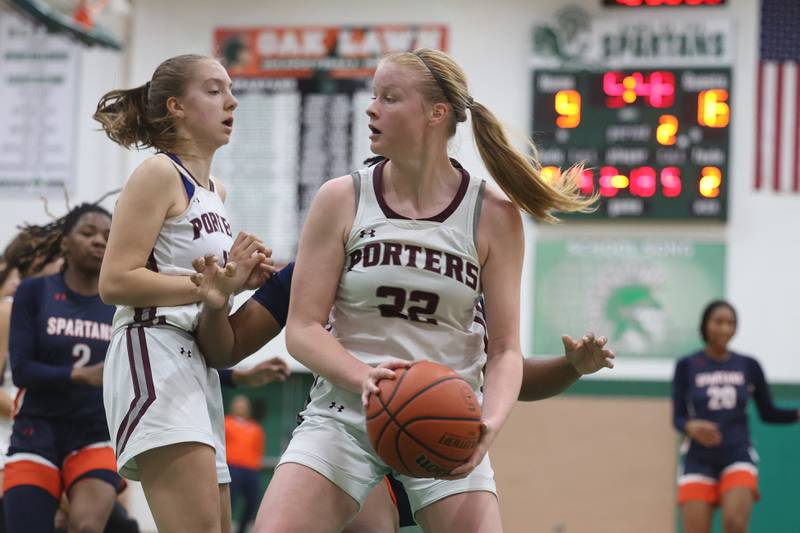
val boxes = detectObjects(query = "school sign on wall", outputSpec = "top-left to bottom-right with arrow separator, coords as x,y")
532,239 -> 724,374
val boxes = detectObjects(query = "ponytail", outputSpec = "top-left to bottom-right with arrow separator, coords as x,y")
383,48 -> 597,222
93,54 -> 209,152
469,101 -> 595,222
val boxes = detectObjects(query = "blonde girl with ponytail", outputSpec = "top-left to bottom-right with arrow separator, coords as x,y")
253,48 -> 593,533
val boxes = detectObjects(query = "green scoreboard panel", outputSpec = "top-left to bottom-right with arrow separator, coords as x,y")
531,68 -> 731,220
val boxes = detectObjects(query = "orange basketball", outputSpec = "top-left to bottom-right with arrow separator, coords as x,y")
365,360 -> 481,478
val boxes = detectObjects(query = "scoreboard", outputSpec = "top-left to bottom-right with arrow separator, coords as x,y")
532,68 -> 731,220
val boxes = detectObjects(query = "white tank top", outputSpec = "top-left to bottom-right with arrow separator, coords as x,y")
329,160 -> 487,390
112,154 -> 235,333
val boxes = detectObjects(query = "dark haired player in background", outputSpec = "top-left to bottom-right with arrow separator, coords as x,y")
673,300 -> 800,533
3,204 -> 122,533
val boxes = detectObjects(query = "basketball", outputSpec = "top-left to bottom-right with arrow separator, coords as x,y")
365,360 -> 482,478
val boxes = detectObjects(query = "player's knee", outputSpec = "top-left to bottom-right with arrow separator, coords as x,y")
721,511 -> 748,533
67,511 -> 105,533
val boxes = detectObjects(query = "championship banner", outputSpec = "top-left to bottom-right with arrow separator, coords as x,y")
532,238 -> 725,379
212,25 -> 447,261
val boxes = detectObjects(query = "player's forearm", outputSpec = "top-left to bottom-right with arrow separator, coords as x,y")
196,305 -> 235,369
481,349 -> 523,434
518,356 -> 579,402
11,358 -> 72,389
0,391 -> 13,419
99,267 -> 200,308
286,320 -> 370,393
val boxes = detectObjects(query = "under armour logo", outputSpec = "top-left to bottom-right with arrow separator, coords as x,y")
359,229 -> 376,238
180,347 -> 192,358
328,401 -> 345,413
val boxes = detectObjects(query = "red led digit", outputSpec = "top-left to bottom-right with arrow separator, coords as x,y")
648,71 -> 675,108
660,167 -> 682,197
600,166 -> 629,197
630,167 -> 656,197
603,72 -> 625,108
579,169 -> 595,196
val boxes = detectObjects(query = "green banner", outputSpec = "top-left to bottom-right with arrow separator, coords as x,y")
533,239 -> 724,360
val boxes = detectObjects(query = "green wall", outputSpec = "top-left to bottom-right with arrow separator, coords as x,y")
222,374 -> 800,532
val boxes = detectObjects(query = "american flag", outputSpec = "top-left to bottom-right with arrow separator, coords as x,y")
756,0 -> 800,192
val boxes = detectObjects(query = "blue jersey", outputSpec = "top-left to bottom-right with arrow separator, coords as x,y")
9,273 -> 114,421
672,350 -> 798,458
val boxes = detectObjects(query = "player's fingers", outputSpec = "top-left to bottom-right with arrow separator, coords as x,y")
561,335 -> 577,351
596,336 -> 608,347
204,254 -> 218,266
232,231 -> 246,248
192,257 -> 205,272
190,273 -> 204,286
224,262 -> 237,278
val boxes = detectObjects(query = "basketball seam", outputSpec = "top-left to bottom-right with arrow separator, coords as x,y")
370,368 -> 414,454
373,376 -> 479,473
373,376 -> 464,453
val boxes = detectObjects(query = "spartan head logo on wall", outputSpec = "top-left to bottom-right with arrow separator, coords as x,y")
532,6 -> 591,66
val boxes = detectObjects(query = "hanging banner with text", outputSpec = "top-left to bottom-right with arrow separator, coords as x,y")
0,11 -> 80,197
532,238 -> 725,380
212,25 -> 447,260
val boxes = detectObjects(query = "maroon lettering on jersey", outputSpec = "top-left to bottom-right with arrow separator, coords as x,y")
201,213 -> 214,233
210,213 -> 221,233
222,217 -> 232,236
465,262 -> 479,290
363,243 -> 381,267
381,242 -> 403,266
423,248 -> 442,274
347,249 -> 363,271
444,253 -> 464,283
405,245 -> 422,268
190,218 -> 203,240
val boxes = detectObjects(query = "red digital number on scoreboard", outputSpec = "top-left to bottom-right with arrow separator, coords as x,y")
603,71 -> 676,108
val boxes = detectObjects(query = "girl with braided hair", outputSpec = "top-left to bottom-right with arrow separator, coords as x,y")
2,203 -> 122,532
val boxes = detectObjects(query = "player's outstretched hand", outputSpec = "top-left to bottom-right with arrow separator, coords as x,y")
361,359 -> 413,409
228,231 -> 275,290
563,333 -> 615,375
685,419 -> 722,448
437,420 -> 494,480
233,357 -> 291,387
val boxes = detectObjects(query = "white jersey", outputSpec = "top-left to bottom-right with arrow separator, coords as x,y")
111,154 -> 234,333
329,160 -> 487,390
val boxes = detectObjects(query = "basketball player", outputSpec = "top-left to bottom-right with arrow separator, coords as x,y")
193,48 -> 595,532
93,54 -> 272,533
673,301 -> 799,533
3,204 -> 121,533
191,252 -> 610,532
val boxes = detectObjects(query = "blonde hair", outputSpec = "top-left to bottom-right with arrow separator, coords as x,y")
93,54 -> 211,152
381,48 -> 596,222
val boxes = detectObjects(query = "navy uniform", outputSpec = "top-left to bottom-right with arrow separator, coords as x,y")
673,350 -> 799,504
4,272 -> 120,508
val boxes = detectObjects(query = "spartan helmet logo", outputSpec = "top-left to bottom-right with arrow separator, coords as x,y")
532,6 -> 591,65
